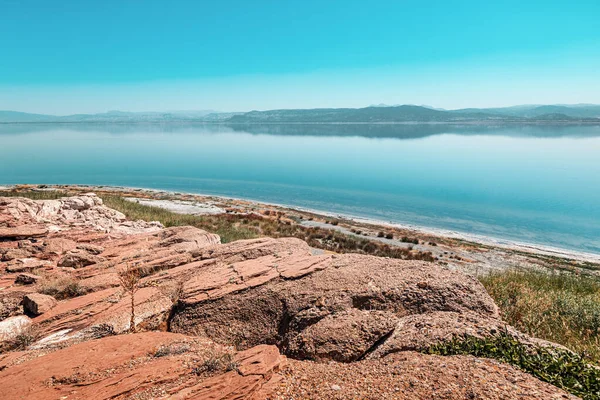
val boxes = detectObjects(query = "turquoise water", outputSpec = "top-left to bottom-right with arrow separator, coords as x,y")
1,123 -> 599,254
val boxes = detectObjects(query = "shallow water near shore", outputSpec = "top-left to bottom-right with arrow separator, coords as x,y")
1,123 -> 600,254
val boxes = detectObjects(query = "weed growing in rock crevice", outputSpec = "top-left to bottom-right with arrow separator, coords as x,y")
117,263 -> 142,333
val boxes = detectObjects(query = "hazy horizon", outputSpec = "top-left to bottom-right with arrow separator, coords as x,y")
3,102 -> 600,117
2,1 -> 599,115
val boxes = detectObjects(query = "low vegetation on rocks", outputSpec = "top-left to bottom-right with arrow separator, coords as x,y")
481,270 -> 600,362
0,325 -> 40,353
426,332 -> 600,400
192,351 -> 239,375
38,275 -> 85,299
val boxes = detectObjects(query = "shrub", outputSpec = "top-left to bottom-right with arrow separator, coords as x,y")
377,231 -> 385,237
153,343 -> 191,357
1,326 -> 40,353
385,232 -> 394,239
38,276 -> 85,299
100,195 -> 259,243
193,351 -> 239,375
118,263 -> 142,333
426,332 -> 600,400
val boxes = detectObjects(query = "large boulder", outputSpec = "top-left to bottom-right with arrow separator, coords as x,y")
170,253 -> 499,360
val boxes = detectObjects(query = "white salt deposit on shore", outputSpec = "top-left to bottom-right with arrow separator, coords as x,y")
124,197 -> 225,215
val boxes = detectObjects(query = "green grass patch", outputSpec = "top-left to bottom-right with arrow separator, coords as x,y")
426,332 -> 600,400
480,270 -> 600,362
0,189 -> 259,243
100,195 -> 259,243
0,189 -> 68,200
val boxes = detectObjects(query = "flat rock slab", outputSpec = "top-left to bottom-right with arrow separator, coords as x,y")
274,351 -> 578,400
0,332 -> 285,400
0,226 -> 48,239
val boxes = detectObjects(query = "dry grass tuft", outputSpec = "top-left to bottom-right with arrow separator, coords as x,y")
480,270 -> 600,362
192,350 -> 239,375
38,276 -> 86,300
0,325 -> 40,353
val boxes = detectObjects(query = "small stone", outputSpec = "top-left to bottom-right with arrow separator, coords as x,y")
6,263 -> 31,273
23,293 -> 57,316
15,273 -> 41,285
331,385 -> 341,391
0,315 -> 32,342
0,226 -> 48,240
1,248 -> 32,261
58,249 -> 103,268
43,238 -> 77,255
76,243 -> 105,255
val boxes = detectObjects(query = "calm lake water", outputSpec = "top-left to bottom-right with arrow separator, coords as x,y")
1,123 -> 600,254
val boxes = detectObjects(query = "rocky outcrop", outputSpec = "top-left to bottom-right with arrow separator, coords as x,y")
0,194 -> 578,399
0,194 -> 162,234
170,253 -> 499,360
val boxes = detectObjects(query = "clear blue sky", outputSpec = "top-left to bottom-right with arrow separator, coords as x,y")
1,0 -> 599,114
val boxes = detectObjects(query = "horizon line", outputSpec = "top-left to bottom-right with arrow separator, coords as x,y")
3,102 -> 600,117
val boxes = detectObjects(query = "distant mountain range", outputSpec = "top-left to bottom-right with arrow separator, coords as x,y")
0,110 -> 241,123
2,104 -> 600,123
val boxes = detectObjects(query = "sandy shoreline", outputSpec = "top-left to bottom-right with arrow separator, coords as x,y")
94,185 -> 600,262
3,184 -> 600,270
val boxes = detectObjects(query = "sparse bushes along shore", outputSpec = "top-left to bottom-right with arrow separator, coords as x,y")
100,194 -> 436,261
0,190 -> 436,261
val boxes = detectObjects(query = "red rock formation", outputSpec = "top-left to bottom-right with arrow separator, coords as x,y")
0,195 -> 578,399
0,332 -> 286,400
